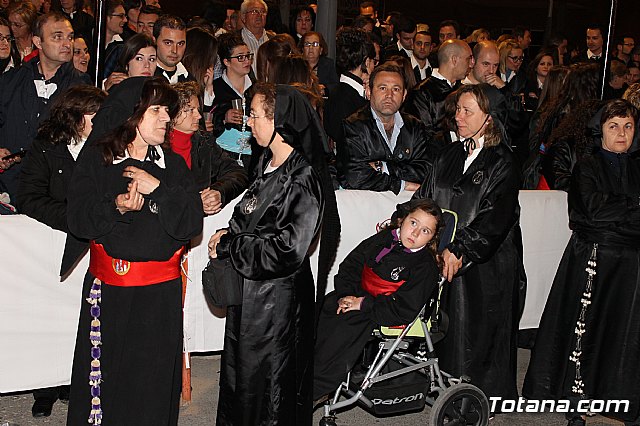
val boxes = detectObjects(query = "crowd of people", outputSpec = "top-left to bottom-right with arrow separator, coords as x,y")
0,0 -> 639,425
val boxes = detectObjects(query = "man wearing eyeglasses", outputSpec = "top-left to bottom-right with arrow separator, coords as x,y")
153,14 -> 192,84
614,35 -> 635,66
240,0 -> 269,74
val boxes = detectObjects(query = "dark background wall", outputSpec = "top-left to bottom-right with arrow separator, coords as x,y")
164,0 -> 637,51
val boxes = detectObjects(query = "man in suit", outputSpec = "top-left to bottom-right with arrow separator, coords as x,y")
572,24 -> 606,66
340,63 -> 435,193
411,31 -> 433,84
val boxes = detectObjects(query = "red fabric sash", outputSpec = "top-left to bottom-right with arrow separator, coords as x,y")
361,265 -> 405,297
89,241 -> 183,287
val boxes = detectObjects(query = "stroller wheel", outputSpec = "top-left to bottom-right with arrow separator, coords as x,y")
319,415 -> 337,426
428,383 -> 490,426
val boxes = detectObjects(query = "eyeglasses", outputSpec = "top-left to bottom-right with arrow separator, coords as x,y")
508,55 -> 524,62
110,13 -> 126,18
249,112 -> 268,119
0,35 -> 13,43
9,21 -> 25,28
229,53 -> 254,62
303,41 -> 320,48
246,9 -> 266,16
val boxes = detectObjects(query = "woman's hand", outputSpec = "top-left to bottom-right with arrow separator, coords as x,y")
104,72 -> 127,91
0,147 -> 19,170
201,188 -> 222,215
337,296 -> 364,314
224,107 -> 243,125
123,166 -> 160,195
115,181 -> 144,214
442,248 -> 462,282
208,229 -> 229,258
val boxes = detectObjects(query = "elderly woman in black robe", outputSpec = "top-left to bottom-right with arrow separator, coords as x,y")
208,83 -> 339,425
413,83 -> 525,402
524,99 -> 640,426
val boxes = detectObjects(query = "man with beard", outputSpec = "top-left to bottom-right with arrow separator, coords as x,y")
0,12 -> 90,203
411,31 -> 433,83
340,63 -> 433,193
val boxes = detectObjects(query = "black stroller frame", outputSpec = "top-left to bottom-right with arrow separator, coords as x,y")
319,210 -> 491,426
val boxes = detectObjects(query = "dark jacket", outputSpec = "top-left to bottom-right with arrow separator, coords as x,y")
0,57 -> 90,199
211,76 -> 250,137
314,55 -> 339,94
402,76 -> 459,135
188,131 -> 248,204
341,105 -> 436,193
15,138 -> 89,275
323,78 -> 367,148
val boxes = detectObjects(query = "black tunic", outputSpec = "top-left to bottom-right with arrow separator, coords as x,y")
414,140 -> 525,401
523,149 -> 640,422
65,145 -> 203,425
215,149 -> 324,426
313,228 -> 439,399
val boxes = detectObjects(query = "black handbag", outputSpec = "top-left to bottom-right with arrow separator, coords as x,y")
202,162 -> 306,307
202,257 -> 243,307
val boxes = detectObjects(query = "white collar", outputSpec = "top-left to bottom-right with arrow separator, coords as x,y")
340,73 -> 365,98
410,55 -> 430,71
113,145 -> 166,169
397,40 -> 413,57
587,50 -> 602,59
107,34 -> 123,46
158,62 -> 189,84
463,135 -> 485,173
431,68 -> 454,87
461,76 -> 475,85
222,71 -> 252,98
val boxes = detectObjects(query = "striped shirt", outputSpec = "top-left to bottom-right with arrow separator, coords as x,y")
241,27 -> 269,74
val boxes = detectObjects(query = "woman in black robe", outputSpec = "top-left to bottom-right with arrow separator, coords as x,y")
523,99 -> 640,426
208,83 -> 339,426
65,77 -> 203,425
413,83 -> 525,402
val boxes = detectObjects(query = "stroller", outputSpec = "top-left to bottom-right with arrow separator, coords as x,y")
318,210 -> 490,426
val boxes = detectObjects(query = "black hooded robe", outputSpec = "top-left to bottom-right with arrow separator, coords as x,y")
523,149 -> 640,423
413,140 -> 524,402
214,150 -> 324,426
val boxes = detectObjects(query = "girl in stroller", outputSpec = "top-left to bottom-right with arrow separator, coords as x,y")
313,198 -> 444,401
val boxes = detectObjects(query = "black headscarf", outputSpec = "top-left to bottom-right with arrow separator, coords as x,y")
85,76 -> 150,146
274,85 -> 340,323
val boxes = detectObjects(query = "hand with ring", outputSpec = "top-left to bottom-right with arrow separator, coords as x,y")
337,295 -> 364,314
123,166 -> 160,195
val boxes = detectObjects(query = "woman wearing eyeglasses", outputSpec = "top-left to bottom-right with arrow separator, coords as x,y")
7,1 -> 37,62
300,31 -> 338,95
0,17 -> 20,74
212,33 -> 258,177
499,39 -> 527,99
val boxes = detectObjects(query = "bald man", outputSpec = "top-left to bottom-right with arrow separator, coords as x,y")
403,39 -> 473,134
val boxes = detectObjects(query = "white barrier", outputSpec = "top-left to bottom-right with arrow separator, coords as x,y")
0,190 -> 570,392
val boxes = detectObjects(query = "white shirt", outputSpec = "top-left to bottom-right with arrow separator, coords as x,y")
463,136 -> 485,173
587,50 -> 602,60
371,107 -> 406,190
241,27 -> 269,74
431,68 -> 454,87
67,138 -> 86,161
397,40 -> 413,58
410,55 -> 431,81
157,62 -> 189,85
106,34 -> 123,48
222,71 -> 252,98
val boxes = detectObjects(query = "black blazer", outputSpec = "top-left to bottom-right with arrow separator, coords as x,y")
315,56 -> 339,94
323,80 -> 368,147
340,105 -> 438,193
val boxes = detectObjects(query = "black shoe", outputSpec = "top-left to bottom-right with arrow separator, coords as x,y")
568,416 -> 586,426
32,397 -> 55,417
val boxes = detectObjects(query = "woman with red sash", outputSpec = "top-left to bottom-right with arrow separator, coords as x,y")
65,77 -> 203,425
313,199 -> 442,401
